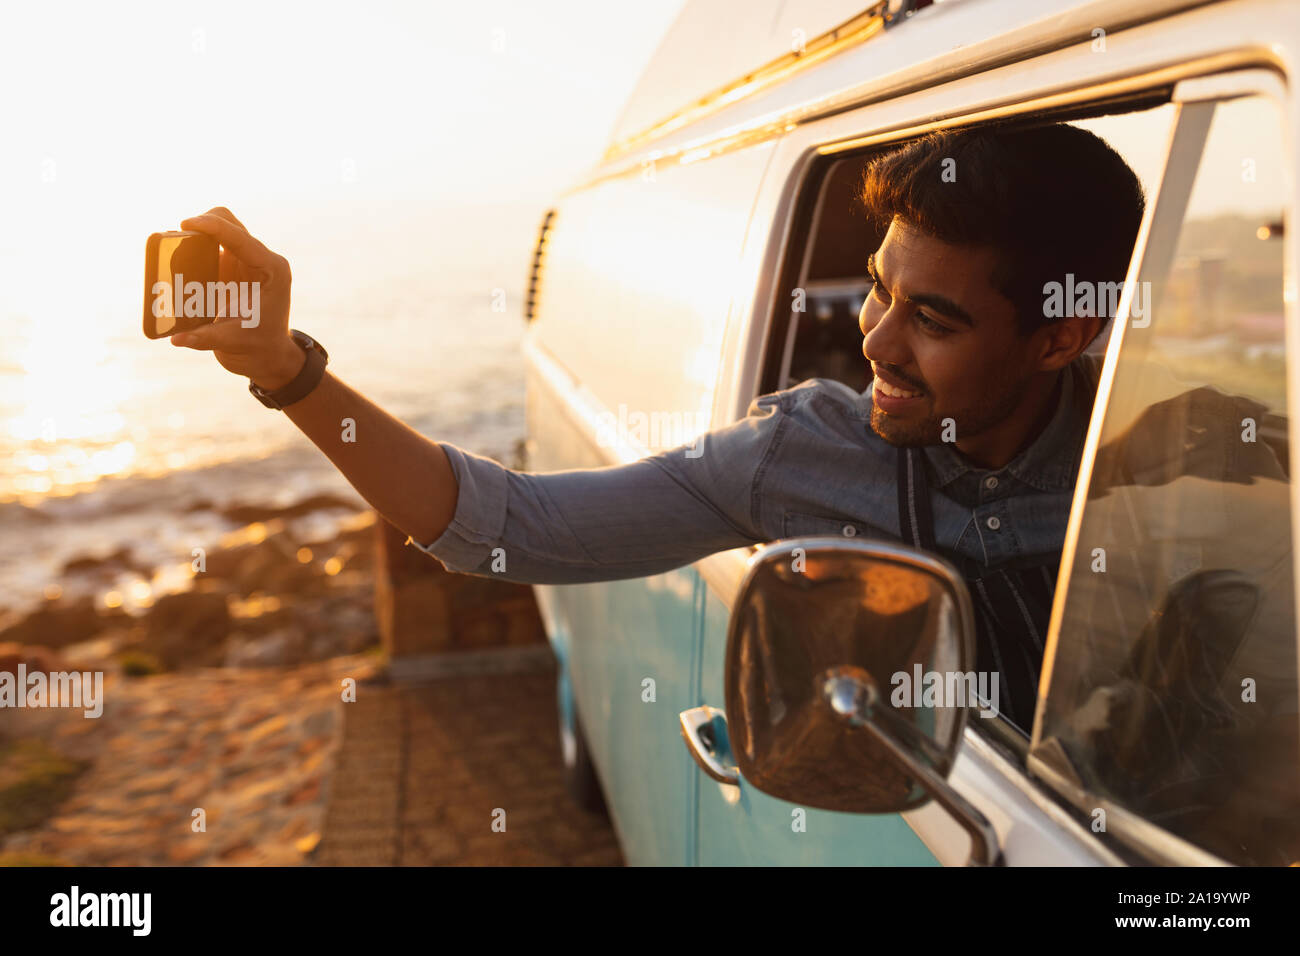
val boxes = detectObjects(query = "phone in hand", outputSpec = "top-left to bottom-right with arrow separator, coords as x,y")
142,231 -> 220,339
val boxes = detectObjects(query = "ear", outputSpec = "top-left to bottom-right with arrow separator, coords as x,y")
1035,313 -> 1101,371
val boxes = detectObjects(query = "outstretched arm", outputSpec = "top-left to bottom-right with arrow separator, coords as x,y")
170,207 -> 459,546
172,207 -> 779,584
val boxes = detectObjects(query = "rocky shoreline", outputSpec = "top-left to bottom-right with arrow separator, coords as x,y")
0,500 -> 381,671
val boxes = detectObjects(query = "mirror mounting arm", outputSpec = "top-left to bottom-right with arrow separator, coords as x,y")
823,666 -> 1002,866
859,715 -> 1003,866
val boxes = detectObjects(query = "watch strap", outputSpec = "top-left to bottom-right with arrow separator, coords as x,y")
249,330 -> 328,409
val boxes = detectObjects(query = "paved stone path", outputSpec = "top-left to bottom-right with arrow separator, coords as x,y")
1,647 -> 623,866
2,654 -> 379,866
315,654 -> 624,866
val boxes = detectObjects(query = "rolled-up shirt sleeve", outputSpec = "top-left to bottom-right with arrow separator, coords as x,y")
405,390 -> 788,584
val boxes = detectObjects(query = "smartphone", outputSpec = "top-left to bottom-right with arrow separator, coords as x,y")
142,231 -> 220,339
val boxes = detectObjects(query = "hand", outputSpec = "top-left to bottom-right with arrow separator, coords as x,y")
1091,386 -> 1271,491
169,207 -> 304,389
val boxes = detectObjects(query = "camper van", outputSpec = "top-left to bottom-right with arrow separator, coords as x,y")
521,0 -> 1299,865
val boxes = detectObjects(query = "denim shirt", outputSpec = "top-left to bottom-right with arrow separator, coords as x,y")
408,353 -> 1103,584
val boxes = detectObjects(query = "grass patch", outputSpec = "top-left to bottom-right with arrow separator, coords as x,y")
117,649 -> 165,677
0,739 -> 89,838
0,852 -> 72,866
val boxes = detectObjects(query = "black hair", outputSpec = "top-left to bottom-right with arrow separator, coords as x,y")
859,122 -> 1145,336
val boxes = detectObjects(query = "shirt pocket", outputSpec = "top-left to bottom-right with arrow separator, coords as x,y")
782,510 -> 867,540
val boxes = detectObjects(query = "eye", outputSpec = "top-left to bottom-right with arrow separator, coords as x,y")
915,312 -> 954,336
868,275 -> 889,303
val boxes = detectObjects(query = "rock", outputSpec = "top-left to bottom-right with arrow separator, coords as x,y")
59,631 -> 129,668
304,629 -> 346,660
194,542 -> 256,581
228,593 -> 298,637
261,558 -> 325,596
200,533 -> 301,597
60,546 -> 150,578
224,628 -> 304,668
141,591 -> 231,669
203,532 -> 328,601
10,502 -> 53,524
0,597 -> 114,649
220,494 -> 358,526
0,642 -> 69,675
298,599 -> 378,659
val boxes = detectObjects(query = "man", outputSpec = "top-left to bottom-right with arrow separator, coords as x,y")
170,121 -> 1145,733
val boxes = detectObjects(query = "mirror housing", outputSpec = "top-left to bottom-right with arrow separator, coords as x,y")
724,536 -> 1002,864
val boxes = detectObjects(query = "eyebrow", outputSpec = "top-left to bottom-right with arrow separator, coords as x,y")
867,253 -> 976,328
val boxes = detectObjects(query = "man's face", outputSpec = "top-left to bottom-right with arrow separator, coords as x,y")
858,219 -> 1041,447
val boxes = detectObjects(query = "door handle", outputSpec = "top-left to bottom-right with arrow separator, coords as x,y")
679,706 -> 739,785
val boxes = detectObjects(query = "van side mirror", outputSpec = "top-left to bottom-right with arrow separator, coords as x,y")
723,537 -> 1002,865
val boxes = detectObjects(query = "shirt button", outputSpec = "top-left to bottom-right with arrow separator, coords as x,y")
986,516 -> 1001,531
984,476 -> 999,490
842,524 -> 857,537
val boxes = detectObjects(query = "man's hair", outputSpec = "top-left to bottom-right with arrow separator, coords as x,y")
858,122 -> 1145,336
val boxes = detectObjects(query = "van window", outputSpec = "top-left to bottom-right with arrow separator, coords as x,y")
1034,94 -> 1297,865
764,103 -> 1176,395
761,102 -> 1179,752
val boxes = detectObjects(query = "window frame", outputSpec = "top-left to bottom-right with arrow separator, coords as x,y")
757,91 -> 1178,756
1028,67 -> 1295,867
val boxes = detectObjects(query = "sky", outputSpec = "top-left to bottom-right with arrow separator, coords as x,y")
0,0 -> 686,205
0,0 -> 689,506
0,0 -> 688,325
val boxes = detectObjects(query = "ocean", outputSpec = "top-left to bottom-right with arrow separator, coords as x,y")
0,197 -> 542,620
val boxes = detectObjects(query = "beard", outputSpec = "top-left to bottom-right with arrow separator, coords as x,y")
868,370 -> 1034,448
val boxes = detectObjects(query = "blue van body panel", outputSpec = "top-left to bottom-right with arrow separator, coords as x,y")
560,572 -> 700,866
526,364 -> 701,865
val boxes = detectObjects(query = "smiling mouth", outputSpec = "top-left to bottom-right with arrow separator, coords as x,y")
875,379 -> 924,399
871,363 -> 926,399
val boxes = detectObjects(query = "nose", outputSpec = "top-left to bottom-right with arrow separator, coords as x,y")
860,295 -> 910,368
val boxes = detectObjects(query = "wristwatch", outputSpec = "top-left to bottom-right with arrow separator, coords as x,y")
248,330 -> 329,409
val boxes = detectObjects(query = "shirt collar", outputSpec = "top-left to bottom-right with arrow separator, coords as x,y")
920,355 -> 1095,493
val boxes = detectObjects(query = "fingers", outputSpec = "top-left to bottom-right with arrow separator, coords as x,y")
169,317 -> 260,352
201,206 -> 248,231
180,211 -> 286,281
209,208 -> 247,283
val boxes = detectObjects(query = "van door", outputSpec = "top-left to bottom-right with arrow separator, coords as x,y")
688,128 -> 941,865
685,39 -> 1240,864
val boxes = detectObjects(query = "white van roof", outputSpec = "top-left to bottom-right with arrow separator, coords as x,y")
609,0 -> 881,146
602,0 -> 1218,167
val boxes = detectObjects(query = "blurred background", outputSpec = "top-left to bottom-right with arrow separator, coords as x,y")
0,0 -> 685,866
0,0 -> 686,620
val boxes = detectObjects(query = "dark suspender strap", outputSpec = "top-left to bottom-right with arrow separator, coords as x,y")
892,447 -> 1055,733
895,446 -> 937,552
